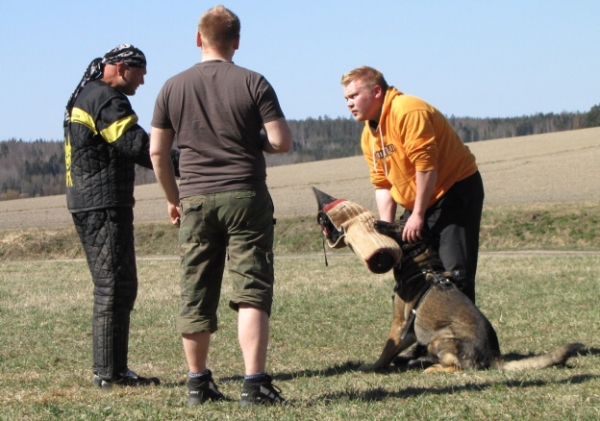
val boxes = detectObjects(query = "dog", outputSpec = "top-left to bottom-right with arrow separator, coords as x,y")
359,219 -> 584,373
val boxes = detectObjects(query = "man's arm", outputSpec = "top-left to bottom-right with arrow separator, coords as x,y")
375,189 -> 397,222
95,97 -> 154,169
403,169 -> 438,243
150,127 -> 180,225
262,118 -> 292,154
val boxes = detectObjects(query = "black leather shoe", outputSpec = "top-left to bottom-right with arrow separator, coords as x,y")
93,369 -> 160,390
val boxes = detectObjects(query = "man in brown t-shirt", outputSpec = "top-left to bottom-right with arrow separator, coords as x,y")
150,5 -> 292,407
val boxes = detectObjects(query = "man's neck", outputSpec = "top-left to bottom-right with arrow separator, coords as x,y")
201,49 -> 234,63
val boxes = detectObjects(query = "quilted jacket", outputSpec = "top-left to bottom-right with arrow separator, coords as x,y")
64,80 -> 153,213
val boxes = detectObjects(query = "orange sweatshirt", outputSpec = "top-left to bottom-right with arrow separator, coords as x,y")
361,87 -> 478,210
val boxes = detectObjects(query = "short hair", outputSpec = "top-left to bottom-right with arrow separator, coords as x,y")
198,5 -> 241,50
341,66 -> 389,91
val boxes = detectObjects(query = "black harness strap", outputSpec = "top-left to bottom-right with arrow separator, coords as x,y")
321,234 -> 328,267
399,271 -> 455,341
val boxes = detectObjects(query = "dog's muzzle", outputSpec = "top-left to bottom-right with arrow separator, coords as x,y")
313,187 -> 401,274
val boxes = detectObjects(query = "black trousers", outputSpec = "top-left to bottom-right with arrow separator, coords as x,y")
402,171 -> 484,303
72,207 -> 138,380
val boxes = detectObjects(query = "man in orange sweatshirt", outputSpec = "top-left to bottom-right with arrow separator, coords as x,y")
341,66 -> 484,303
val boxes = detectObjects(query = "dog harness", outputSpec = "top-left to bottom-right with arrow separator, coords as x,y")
399,271 -> 456,341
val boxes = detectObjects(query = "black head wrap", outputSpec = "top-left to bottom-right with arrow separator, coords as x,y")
63,44 -> 146,127
102,43 -> 147,68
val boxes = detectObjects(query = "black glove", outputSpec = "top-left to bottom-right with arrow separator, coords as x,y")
170,149 -> 181,178
373,220 -> 405,243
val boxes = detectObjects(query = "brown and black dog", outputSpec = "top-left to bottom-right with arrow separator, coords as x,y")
360,219 -> 583,373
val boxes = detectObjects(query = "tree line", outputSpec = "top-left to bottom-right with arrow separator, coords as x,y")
2,105 -> 599,200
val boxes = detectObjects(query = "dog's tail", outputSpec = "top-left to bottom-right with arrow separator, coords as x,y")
495,342 -> 584,371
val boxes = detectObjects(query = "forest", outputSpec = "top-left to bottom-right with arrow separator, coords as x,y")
1,104 -> 599,200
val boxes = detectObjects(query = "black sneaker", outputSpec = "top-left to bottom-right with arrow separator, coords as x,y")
93,369 -> 160,390
187,371 -> 227,405
240,375 -> 287,407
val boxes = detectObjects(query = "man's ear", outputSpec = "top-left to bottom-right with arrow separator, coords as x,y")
233,35 -> 240,51
196,31 -> 202,47
116,62 -> 128,77
373,84 -> 383,99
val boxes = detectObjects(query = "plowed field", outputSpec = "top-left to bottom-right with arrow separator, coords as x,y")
1,126 -> 599,230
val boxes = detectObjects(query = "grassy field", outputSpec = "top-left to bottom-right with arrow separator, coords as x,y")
1,128 -> 599,420
1,254 -> 599,420
1,201 -> 599,261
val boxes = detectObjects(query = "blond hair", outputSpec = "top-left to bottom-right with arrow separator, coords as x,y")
198,5 -> 241,50
341,66 -> 389,91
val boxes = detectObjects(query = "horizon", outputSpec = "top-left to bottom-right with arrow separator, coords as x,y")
1,1 -> 599,141
0,110 -> 592,143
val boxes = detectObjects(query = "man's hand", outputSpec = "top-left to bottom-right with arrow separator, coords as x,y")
168,203 -> 181,227
404,169 -> 437,243
402,213 -> 424,243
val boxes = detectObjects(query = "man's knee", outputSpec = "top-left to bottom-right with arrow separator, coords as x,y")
453,276 -> 476,303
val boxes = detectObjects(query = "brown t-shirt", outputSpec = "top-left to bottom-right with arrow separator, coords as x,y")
151,60 -> 285,197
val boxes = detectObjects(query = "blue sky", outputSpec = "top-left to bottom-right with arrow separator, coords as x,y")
1,0 -> 599,141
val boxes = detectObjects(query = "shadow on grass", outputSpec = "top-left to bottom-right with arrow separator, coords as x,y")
579,347 -> 600,357
220,360 -> 366,383
217,346 -> 597,384
164,348 -> 598,392
158,372 -> 598,407
314,374 -> 599,403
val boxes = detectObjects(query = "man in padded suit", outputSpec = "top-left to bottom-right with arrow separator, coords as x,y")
63,44 -> 179,388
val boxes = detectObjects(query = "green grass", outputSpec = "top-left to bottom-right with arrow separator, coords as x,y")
1,253 -> 599,420
1,202 -> 600,261
481,202 -> 600,250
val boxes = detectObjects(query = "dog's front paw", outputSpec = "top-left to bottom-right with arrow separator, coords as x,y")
357,363 -> 377,372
